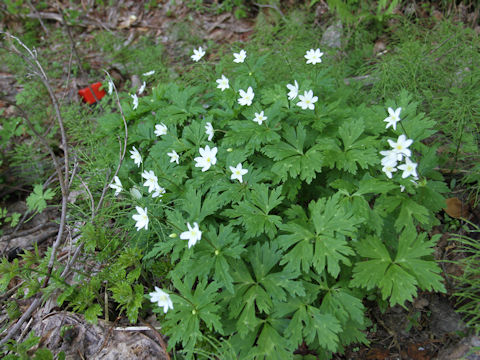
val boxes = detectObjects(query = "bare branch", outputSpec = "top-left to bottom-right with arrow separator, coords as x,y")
0,32 -> 71,345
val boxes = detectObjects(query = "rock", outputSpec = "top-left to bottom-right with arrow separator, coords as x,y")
435,335 -> 480,360
321,21 -> 342,49
429,294 -> 466,335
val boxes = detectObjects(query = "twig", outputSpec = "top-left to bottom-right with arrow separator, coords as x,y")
78,175 -> 95,221
114,326 -> 162,331
0,298 -> 41,346
0,281 -> 24,301
25,0 -> 49,35
0,218 -> 56,240
253,2 -> 285,20
435,43 -> 463,63
60,48 -> 74,103
60,242 -> 83,279
18,317 -> 34,343
0,32 -> 70,346
69,160 -> 79,190
104,281 -> 109,322
428,34 -> 455,55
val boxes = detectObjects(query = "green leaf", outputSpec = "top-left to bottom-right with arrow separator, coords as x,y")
279,194 -> 360,276
178,187 -> 224,223
351,230 -> 445,306
355,176 -> 398,196
320,287 -> 365,325
323,119 -> 378,174
414,181 -> 447,213
285,304 -> 342,352
395,230 -> 446,294
253,323 -> 293,359
338,118 -> 364,149
33,348 -> 53,360
224,120 -> 281,152
350,236 -> 393,291
263,124 -> 324,183
164,277 -> 223,356
223,184 -> 284,238
186,225 -> 245,293
278,223 -> 316,273
395,198 -> 431,231
379,264 -> 418,306
26,185 -> 55,213
84,304 -> 102,323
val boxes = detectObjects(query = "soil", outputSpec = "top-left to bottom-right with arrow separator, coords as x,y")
1,1 -> 479,359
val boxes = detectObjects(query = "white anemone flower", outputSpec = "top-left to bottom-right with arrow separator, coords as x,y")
238,87 -> 254,106
154,123 -> 168,137
194,145 -> 217,172
191,47 -> 206,62
388,134 -> 413,161
149,286 -> 173,313
216,75 -> 230,91
138,81 -> 146,95
205,122 -> 214,141
384,107 -> 402,130
152,185 -> 166,199
233,49 -> 247,63
130,146 -> 142,167
253,111 -> 267,125
229,163 -> 248,183
286,80 -> 299,100
380,150 -> 398,167
132,206 -> 148,231
382,164 -> 397,179
304,48 -> 324,65
107,80 -> 114,95
131,94 -> 138,110
180,222 -> 202,248
109,176 -> 123,196
143,70 -> 155,76
398,157 -> 418,179
297,90 -> 318,110
167,150 -> 180,164
142,170 -> 159,194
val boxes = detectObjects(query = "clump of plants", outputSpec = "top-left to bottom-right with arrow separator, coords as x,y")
451,222 -> 480,335
86,44 -> 449,359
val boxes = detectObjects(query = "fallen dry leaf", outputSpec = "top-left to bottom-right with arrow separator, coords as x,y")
366,347 -> 390,359
407,343 -> 431,360
444,197 -> 469,218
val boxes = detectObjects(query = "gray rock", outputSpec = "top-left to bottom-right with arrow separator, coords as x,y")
321,21 -> 342,49
429,295 -> 466,334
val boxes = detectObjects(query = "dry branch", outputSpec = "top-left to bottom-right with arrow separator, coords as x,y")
0,32 -> 70,347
